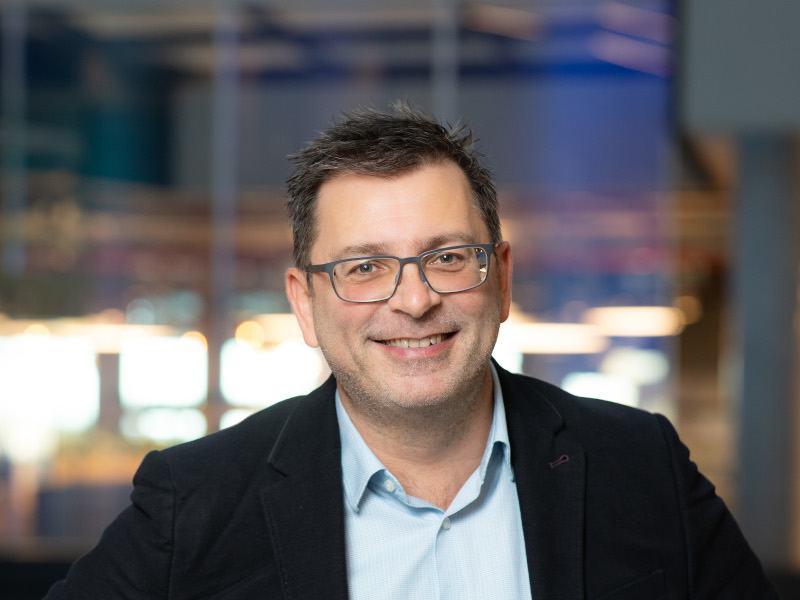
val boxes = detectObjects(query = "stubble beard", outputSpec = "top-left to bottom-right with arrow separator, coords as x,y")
318,310 -> 501,441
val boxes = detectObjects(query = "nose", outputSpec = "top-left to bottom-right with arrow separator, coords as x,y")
386,263 -> 441,318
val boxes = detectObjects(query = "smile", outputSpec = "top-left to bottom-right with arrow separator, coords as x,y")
377,332 -> 454,348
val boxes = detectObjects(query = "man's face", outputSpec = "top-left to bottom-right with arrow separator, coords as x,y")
286,161 -> 512,415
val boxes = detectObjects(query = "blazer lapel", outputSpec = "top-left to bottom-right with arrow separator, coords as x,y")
260,376 -> 349,600
497,364 -> 586,600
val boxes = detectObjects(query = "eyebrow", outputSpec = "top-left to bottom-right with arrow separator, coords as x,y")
333,232 -> 478,260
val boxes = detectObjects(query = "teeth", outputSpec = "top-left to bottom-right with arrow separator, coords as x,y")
384,334 -> 444,348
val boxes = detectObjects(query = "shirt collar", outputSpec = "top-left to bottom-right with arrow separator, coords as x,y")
335,362 -> 512,512
335,391 -> 386,512
481,362 -> 512,482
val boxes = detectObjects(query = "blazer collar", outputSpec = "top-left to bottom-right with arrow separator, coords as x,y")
496,361 -> 586,600
260,375 -> 350,600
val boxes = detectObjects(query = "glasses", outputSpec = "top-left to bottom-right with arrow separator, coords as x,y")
305,243 -> 496,303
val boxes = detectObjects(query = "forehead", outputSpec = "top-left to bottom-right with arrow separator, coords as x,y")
312,161 -> 486,259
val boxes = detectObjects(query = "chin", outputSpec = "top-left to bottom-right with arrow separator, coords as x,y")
382,373 -> 462,407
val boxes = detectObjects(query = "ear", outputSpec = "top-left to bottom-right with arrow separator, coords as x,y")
285,267 -> 320,347
495,241 -> 513,323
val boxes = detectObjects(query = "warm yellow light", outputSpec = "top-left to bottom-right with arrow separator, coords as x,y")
235,320 -> 266,347
59,322 -> 175,354
86,324 -> 137,354
182,330 -> 208,349
0,313 -> 176,353
96,308 -> 126,323
220,338 -> 329,408
23,323 -> 50,337
674,295 -> 702,324
251,313 -> 305,344
497,321 -> 608,355
583,306 -> 685,337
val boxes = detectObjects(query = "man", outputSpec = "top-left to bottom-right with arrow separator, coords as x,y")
47,106 -> 778,599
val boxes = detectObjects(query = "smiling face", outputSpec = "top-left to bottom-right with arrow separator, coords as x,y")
286,161 -> 512,423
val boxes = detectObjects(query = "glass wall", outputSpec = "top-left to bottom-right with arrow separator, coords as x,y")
0,0 -> 676,560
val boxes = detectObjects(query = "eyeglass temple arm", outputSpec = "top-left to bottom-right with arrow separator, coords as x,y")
305,264 -> 328,273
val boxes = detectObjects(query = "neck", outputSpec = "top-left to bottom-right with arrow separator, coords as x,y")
339,365 -> 495,508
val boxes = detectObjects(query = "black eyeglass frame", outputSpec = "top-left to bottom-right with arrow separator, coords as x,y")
305,243 -> 498,303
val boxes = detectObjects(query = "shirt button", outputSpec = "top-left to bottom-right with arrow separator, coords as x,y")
383,479 -> 396,493
441,517 -> 452,530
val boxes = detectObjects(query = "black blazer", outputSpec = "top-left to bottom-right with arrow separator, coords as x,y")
46,365 -> 778,599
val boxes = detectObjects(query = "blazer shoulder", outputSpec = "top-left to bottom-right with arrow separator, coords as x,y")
164,395 -> 298,457
500,367 -> 667,448
156,377 -> 336,486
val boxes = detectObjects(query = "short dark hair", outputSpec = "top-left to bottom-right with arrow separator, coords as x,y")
286,103 -> 501,267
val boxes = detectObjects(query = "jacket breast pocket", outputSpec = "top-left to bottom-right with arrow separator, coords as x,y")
594,569 -> 667,600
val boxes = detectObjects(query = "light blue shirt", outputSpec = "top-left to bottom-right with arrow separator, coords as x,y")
335,364 -> 532,600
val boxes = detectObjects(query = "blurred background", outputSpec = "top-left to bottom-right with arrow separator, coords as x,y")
0,0 -> 798,597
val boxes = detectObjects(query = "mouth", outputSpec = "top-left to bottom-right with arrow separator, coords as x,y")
373,331 -> 456,349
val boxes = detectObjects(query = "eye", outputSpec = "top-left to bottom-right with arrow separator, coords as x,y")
342,259 -> 386,278
344,261 -> 374,276
430,250 -> 465,266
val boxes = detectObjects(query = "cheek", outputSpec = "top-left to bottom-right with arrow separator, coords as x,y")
461,295 -> 503,342
312,300 -> 374,345
457,287 -> 499,318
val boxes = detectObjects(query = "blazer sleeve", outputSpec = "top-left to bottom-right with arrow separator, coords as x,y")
44,450 -> 175,600
655,414 -> 780,599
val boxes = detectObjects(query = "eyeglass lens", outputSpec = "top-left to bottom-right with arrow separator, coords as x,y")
331,246 -> 489,302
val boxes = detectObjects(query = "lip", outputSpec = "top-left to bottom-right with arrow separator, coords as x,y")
372,331 -> 457,358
